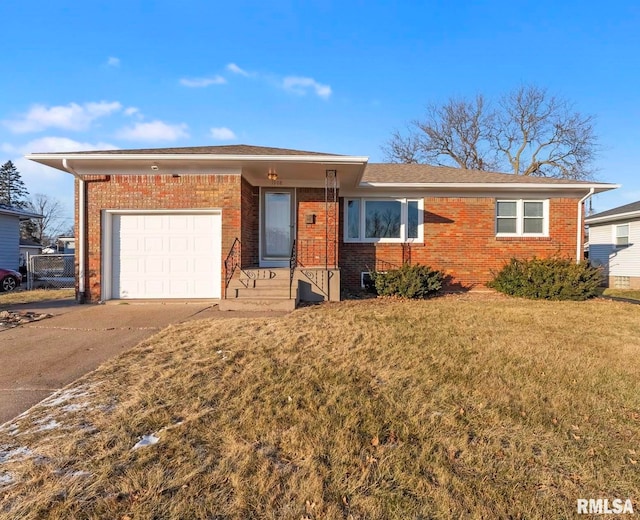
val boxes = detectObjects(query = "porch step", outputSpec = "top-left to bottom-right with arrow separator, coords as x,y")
229,277 -> 291,290
222,267 -> 298,311
219,297 -> 297,312
230,286 -> 297,299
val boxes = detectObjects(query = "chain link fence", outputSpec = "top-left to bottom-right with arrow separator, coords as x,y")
27,254 -> 75,290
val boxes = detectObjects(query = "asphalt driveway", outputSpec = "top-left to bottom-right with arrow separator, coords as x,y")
0,300 -> 218,424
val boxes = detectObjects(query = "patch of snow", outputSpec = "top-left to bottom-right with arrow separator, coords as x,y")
42,386 -> 91,408
0,423 -> 20,436
0,472 -> 14,486
132,434 -> 160,450
54,469 -> 92,479
61,402 -> 89,413
70,470 -> 92,478
36,420 -> 60,432
0,446 -> 32,464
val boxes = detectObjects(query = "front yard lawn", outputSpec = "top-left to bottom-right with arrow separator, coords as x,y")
0,288 -> 74,308
0,295 -> 639,518
602,288 -> 640,302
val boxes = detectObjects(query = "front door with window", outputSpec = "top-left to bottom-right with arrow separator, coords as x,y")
261,189 -> 295,266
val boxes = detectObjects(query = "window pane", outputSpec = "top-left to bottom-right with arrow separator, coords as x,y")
497,201 -> 517,217
616,224 -> 629,237
365,200 -> 401,238
497,218 -> 517,234
524,201 -> 543,217
347,199 -> 360,239
523,218 -> 543,234
616,224 -> 629,246
408,200 -> 419,238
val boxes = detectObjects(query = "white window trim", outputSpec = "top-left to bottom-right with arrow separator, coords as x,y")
614,223 -> 630,248
344,197 -> 424,243
495,199 -> 549,237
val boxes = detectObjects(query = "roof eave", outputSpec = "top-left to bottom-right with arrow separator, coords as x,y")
585,209 -> 640,224
360,182 -> 620,193
26,153 -> 369,163
0,208 -> 43,219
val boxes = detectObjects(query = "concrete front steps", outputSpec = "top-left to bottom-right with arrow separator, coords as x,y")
219,268 -> 298,311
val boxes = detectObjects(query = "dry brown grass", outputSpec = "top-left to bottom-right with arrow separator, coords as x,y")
602,288 -> 640,302
0,288 -> 74,308
1,295 -> 639,519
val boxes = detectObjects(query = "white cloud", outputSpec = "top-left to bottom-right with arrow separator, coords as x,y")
282,76 -> 332,99
226,63 -> 251,77
107,56 -> 120,67
3,101 -> 123,133
179,76 -> 227,88
2,137 -> 119,221
124,107 -> 141,117
116,120 -> 189,141
210,127 -> 236,141
21,136 -> 117,154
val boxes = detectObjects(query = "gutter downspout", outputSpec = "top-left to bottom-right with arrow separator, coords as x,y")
577,187 -> 595,263
62,159 -> 86,302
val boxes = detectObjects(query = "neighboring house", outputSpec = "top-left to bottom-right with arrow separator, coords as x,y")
56,236 -> 75,254
0,205 -> 42,270
19,238 -> 43,269
586,200 -> 640,289
26,145 -> 617,307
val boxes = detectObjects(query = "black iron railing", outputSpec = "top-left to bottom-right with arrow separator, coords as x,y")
289,239 -> 297,299
223,238 -> 241,299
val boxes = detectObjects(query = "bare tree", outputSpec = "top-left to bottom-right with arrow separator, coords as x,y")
23,194 -> 65,244
383,86 -> 598,180
493,86 -> 597,179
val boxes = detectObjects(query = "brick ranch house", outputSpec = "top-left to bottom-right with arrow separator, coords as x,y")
27,145 -> 617,309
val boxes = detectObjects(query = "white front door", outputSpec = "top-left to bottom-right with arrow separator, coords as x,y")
261,189 -> 295,267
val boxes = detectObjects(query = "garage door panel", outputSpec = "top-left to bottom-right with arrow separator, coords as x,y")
169,236 -> 189,250
142,215 -> 163,231
168,215 -> 190,231
111,213 -> 221,299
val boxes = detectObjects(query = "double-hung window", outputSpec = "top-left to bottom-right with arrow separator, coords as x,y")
345,198 -> 423,242
615,223 -> 629,247
496,199 -> 548,237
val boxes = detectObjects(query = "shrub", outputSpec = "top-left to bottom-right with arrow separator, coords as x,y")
488,257 -> 603,301
371,264 -> 444,299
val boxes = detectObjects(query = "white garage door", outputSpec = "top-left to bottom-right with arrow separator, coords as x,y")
112,213 -> 221,299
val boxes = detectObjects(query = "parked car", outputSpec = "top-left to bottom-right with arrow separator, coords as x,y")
0,268 -> 22,292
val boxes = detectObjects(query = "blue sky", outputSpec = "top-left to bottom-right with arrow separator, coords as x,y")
1,0 -> 639,228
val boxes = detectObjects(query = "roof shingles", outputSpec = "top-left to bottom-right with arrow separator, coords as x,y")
362,163 -> 597,185
588,200 -> 640,219
44,144 -> 340,156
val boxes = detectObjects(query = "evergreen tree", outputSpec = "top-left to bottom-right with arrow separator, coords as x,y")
0,160 -> 29,208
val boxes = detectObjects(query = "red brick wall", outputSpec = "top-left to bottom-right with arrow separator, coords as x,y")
296,188 -> 339,267
339,196 -> 581,290
77,174 -> 242,301
240,178 -> 259,268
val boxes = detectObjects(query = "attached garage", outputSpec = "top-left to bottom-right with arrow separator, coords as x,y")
104,211 -> 221,300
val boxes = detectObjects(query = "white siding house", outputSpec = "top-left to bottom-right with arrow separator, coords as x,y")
0,205 -> 43,270
586,201 -> 640,289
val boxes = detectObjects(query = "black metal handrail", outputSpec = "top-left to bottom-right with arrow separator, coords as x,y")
223,238 -> 241,299
289,239 -> 297,299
